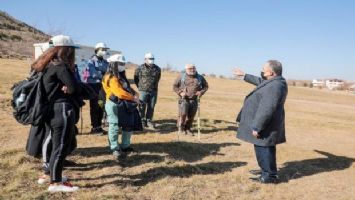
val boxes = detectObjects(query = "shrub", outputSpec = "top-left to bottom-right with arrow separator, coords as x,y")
0,32 -> 9,40
10,35 -> 22,41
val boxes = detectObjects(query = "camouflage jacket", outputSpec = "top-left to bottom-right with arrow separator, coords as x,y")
134,64 -> 161,92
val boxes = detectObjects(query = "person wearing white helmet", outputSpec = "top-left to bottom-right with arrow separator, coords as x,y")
102,54 -> 141,157
31,35 -> 80,192
134,52 -> 161,129
87,42 -> 110,135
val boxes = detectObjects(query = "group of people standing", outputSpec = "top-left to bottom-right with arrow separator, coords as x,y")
26,34 -> 211,192
24,34 -> 288,192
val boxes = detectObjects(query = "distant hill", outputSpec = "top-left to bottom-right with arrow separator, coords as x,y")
0,10 -> 50,59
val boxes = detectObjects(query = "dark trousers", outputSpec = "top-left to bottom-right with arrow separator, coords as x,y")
46,102 -> 75,183
254,145 -> 277,178
42,124 -> 78,175
139,91 -> 158,122
178,99 -> 198,130
42,128 -> 51,175
89,83 -> 104,128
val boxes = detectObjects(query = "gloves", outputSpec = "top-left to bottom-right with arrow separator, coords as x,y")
98,100 -> 104,108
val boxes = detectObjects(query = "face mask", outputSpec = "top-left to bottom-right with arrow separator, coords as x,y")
261,71 -> 267,80
97,50 -> 108,58
146,59 -> 154,65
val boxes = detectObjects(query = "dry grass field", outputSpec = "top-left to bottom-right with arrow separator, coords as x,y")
0,58 -> 354,200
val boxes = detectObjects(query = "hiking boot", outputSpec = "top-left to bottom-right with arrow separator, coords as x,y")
113,150 -> 121,158
249,176 -> 278,184
38,175 -> 68,185
147,121 -> 155,130
249,169 -> 262,176
48,181 -> 79,192
142,120 -> 148,128
91,127 -> 107,135
113,149 -> 128,158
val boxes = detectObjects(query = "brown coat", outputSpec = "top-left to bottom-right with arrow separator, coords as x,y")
173,73 -> 208,99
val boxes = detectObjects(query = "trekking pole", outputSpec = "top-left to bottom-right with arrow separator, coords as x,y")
177,115 -> 180,141
177,97 -> 183,142
80,107 -> 83,134
197,96 -> 201,142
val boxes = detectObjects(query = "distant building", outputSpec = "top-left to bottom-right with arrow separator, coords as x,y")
348,84 -> 355,92
312,79 -> 325,87
325,79 -> 344,90
312,78 -> 347,90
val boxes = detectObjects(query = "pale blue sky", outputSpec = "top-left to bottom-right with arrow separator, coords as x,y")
2,0 -> 355,80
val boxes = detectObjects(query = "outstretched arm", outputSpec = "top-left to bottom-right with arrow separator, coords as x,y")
233,68 -> 262,86
244,74 -> 263,86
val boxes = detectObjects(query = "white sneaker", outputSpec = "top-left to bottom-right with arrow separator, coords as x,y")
37,175 -> 68,184
48,182 -> 79,192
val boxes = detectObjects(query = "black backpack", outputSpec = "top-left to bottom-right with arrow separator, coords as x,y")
11,71 -> 49,126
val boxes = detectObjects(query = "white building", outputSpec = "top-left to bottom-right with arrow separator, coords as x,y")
325,79 -> 344,90
348,84 -> 355,92
312,79 -> 325,87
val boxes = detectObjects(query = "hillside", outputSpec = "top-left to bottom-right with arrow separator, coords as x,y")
0,11 -> 50,59
0,58 -> 354,199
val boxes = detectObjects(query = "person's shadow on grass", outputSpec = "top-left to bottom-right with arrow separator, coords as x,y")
79,161 -> 247,188
278,150 -> 355,183
153,118 -> 237,134
72,141 -> 239,163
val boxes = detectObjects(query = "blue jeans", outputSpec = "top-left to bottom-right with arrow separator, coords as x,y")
254,145 -> 277,179
139,91 -> 158,122
105,100 -> 132,150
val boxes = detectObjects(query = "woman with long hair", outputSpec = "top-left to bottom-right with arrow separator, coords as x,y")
102,54 -> 140,158
32,35 -> 80,192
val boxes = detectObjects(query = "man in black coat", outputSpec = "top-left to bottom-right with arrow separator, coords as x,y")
234,60 -> 288,184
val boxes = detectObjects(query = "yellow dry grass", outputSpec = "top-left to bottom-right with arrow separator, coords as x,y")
0,58 -> 354,200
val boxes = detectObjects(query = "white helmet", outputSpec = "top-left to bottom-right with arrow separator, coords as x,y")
107,54 -> 126,63
144,52 -> 154,59
95,42 -> 110,50
145,52 -> 155,65
49,35 -> 79,48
